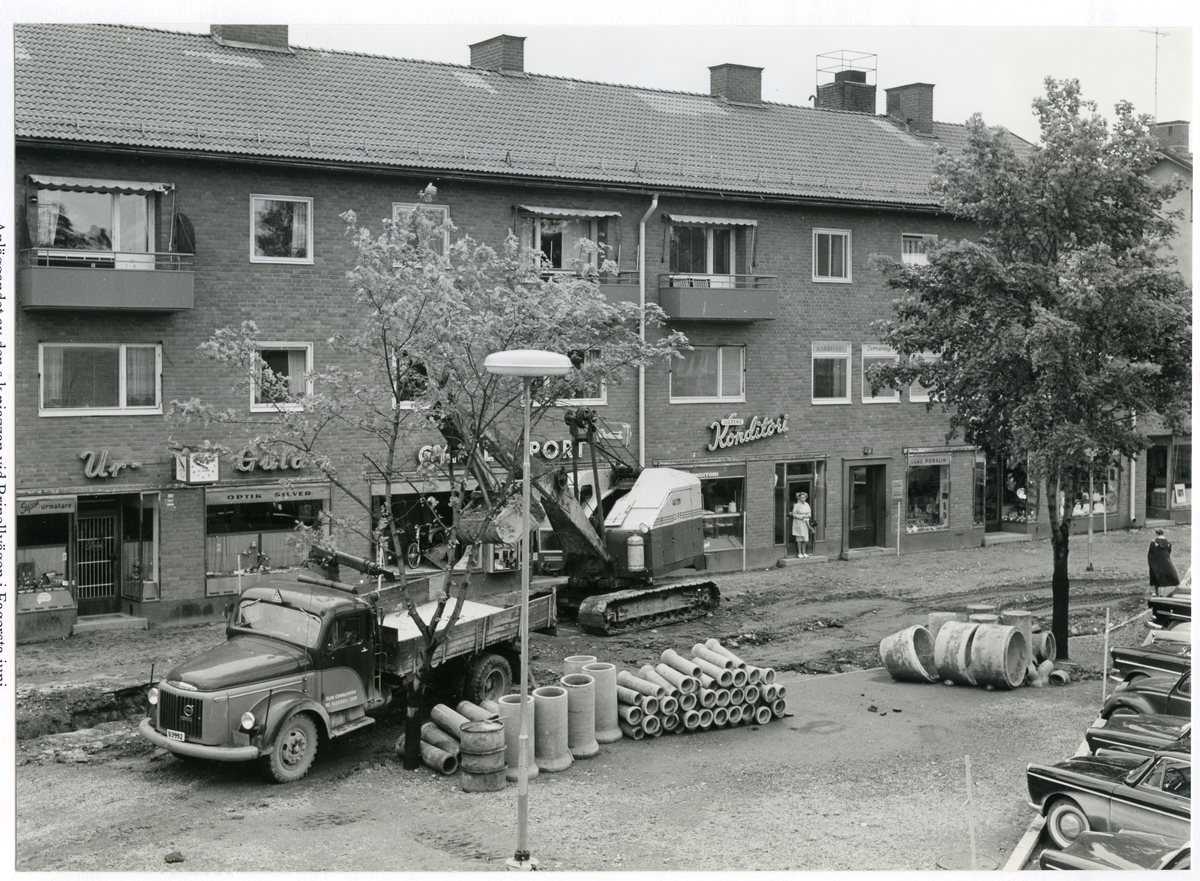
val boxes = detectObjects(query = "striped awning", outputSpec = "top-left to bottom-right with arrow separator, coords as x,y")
665,214 -> 758,226
518,206 -> 621,218
29,174 -> 173,194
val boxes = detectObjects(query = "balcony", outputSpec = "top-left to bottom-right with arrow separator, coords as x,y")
658,274 -> 779,322
598,270 -> 641,307
19,249 -> 195,311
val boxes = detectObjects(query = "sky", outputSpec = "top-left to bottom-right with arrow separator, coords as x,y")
11,0 -> 1194,145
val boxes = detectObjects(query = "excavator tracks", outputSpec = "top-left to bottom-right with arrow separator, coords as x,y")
576,581 -> 720,635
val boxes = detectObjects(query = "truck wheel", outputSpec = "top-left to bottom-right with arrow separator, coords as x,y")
465,653 -> 512,705
261,713 -> 318,783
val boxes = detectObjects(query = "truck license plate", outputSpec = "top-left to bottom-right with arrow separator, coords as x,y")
164,728 -> 186,742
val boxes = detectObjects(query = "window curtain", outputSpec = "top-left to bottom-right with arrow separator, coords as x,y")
42,346 -> 64,406
125,347 -> 157,406
290,203 -> 308,258
37,199 -> 63,247
673,347 -> 718,397
287,349 -> 308,396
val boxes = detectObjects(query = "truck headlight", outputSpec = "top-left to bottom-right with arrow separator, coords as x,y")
240,711 -> 256,731
147,687 -> 159,706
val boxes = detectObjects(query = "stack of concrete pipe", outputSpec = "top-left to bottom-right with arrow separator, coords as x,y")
879,607 -> 1061,691
614,640 -> 787,738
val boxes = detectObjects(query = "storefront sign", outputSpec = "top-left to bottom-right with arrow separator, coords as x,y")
907,453 -> 952,467
705,413 -> 788,452
79,450 -> 141,479
418,438 -> 601,466
206,485 -> 328,505
17,496 -> 77,516
234,448 -> 306,472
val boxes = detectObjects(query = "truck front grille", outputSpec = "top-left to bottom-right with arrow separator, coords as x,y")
160,689 -> 205,739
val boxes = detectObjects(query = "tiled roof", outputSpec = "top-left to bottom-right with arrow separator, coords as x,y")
15,23 -> 1026,208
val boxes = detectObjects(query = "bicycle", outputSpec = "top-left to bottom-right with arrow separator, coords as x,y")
406,522 -> 449,569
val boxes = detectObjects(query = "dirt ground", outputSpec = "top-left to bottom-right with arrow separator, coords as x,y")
9,523 -> 1189,872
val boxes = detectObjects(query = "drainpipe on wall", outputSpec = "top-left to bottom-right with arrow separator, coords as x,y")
638,194 -> 659,469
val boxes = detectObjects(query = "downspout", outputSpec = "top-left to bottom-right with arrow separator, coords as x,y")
638,194 -> 659,469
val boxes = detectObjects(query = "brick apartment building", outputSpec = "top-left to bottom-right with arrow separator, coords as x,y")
12,24 -> 1190,630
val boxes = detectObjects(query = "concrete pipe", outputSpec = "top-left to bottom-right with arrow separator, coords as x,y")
698,672 -> 716,689
748,665 -> 775,685
879,625 -> 940,683
617,703 -> 644,726
714,688 -> 731,707
726,705 -> 743,725
618,720 -> 645,740
1048,669 -> 1070,686
704,638 -> 748,668
420,722 -> 461,758
479,699 -> 501,715
498,693 -> 538,783
969,613 -> 999,625
966,603 -> 996,619
457,700 -> 500,723
659,694 -> 679,717
1000,610 -> 1034,669
459,718 -> 505,755
926,611 -> 959,641
1036,659 -> 1054,682
616,684 -> 644,706
431,704 -> 471,739
532,685 -> 573,773
678,692 -> 698,712
616,670 -> 664,698
741,704 -> 756,724
1032,631 -> 1058,665
638,665 -> 678,695
660,649 -> 702,678
563,655 -> 598,675
712,706 -> 729,727
970,624 -> 1028,690
692,644 -> 735,669
663,713 -> 682,733
934,620 -> 980,686
729,686 -> 745,705
583,662 -> 623,745
730,667 -> 749,688
461,767 -> 507,792
683,709 -> 701,730
760,683 -> 778,702
640,714 -> 662,736
743,666 -> 762,685
773,684 -> 787,701
771,698 -> 787,718
420,741 -> 459,775
560,673 -> 601,759
691,655 -> 734,687
640,695 -> 660,717
654,663 -> 699,694
754,705 -> 773,725
697,688 -> 717,708
743,684 -> 760,705
698,708 -> 714,729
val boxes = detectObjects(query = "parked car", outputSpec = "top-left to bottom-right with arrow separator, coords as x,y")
1145,621 -> 1191,646
1110,641 -> 1192,685
1026,749 -> 1191,849
1086,715 -> 1191,757
1149,594 -> 1192,629
1038,830 -> 1190,870
1101,670 -> 1191,720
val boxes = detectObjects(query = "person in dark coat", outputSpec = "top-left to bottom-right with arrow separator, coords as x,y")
1147,528 -> 1180,597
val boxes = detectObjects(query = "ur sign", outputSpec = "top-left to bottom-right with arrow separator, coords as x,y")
706,414 -> 788,451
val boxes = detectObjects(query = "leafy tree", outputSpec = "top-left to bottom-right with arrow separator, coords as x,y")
170,185 -> 685,766
869,79 -> 1191,658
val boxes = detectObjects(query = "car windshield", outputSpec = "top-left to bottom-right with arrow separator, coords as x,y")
1123,756 -> 1156,784
233,598 -> 322,648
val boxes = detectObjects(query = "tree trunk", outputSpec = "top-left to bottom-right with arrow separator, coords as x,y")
1046,472 -> 1075,660
402,680 -> 423,770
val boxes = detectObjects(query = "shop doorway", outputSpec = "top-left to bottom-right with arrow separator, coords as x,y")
848,465 -> 885,549
76,508 -> 120,615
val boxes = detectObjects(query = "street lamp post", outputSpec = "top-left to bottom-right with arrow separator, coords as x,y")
484,349 -> 573,873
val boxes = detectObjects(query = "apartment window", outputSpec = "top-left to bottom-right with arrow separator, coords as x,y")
861,344 -> 900,403
559,350 -> 606,405
813,229 -> 851,282
252,343 -> 312,411
395,354 -> 430,410
901,234 -> 937,265
251,195 -> 313,263
670,345 -> 745,402
393,203 -> 450,255
812,342 -> 851,404
519,208 -> 616,271
32,176 -> 164,265
908,352 -> 939,403
671,226 -> 733,275
39,343 -> 161,416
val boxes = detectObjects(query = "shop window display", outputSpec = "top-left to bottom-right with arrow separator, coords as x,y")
700,478 -> 744,549
1172,444 -> 1191,508
206,500 -> 322,577
17,513 -> 72,588
906,464 -> 949,533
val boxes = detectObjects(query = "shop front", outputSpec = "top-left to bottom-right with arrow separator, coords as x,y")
1145,435 -> 1192,523
773,458 -> 827,557
654,460 -> 747,572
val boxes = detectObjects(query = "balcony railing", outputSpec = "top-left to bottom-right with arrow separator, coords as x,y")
597,270 -> 641,307
19,248 -> 195,311
657,273 -> 779,322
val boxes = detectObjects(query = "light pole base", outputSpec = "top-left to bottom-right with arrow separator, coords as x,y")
505,854 -> 539,871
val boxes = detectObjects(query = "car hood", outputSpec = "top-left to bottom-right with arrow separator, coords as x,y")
166,636 -> 308,691
1057,754 -> 1146,782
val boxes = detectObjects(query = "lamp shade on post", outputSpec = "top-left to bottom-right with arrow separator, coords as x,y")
485,350 -> 572,873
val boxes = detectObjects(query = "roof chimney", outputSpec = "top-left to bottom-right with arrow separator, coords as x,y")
1152,120 -> 1190,152
710,64 -> 763,106
885,83 -> 935,134
210,25 -> 291,53
813,52 -> 877,114
469,35 -> 526,74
